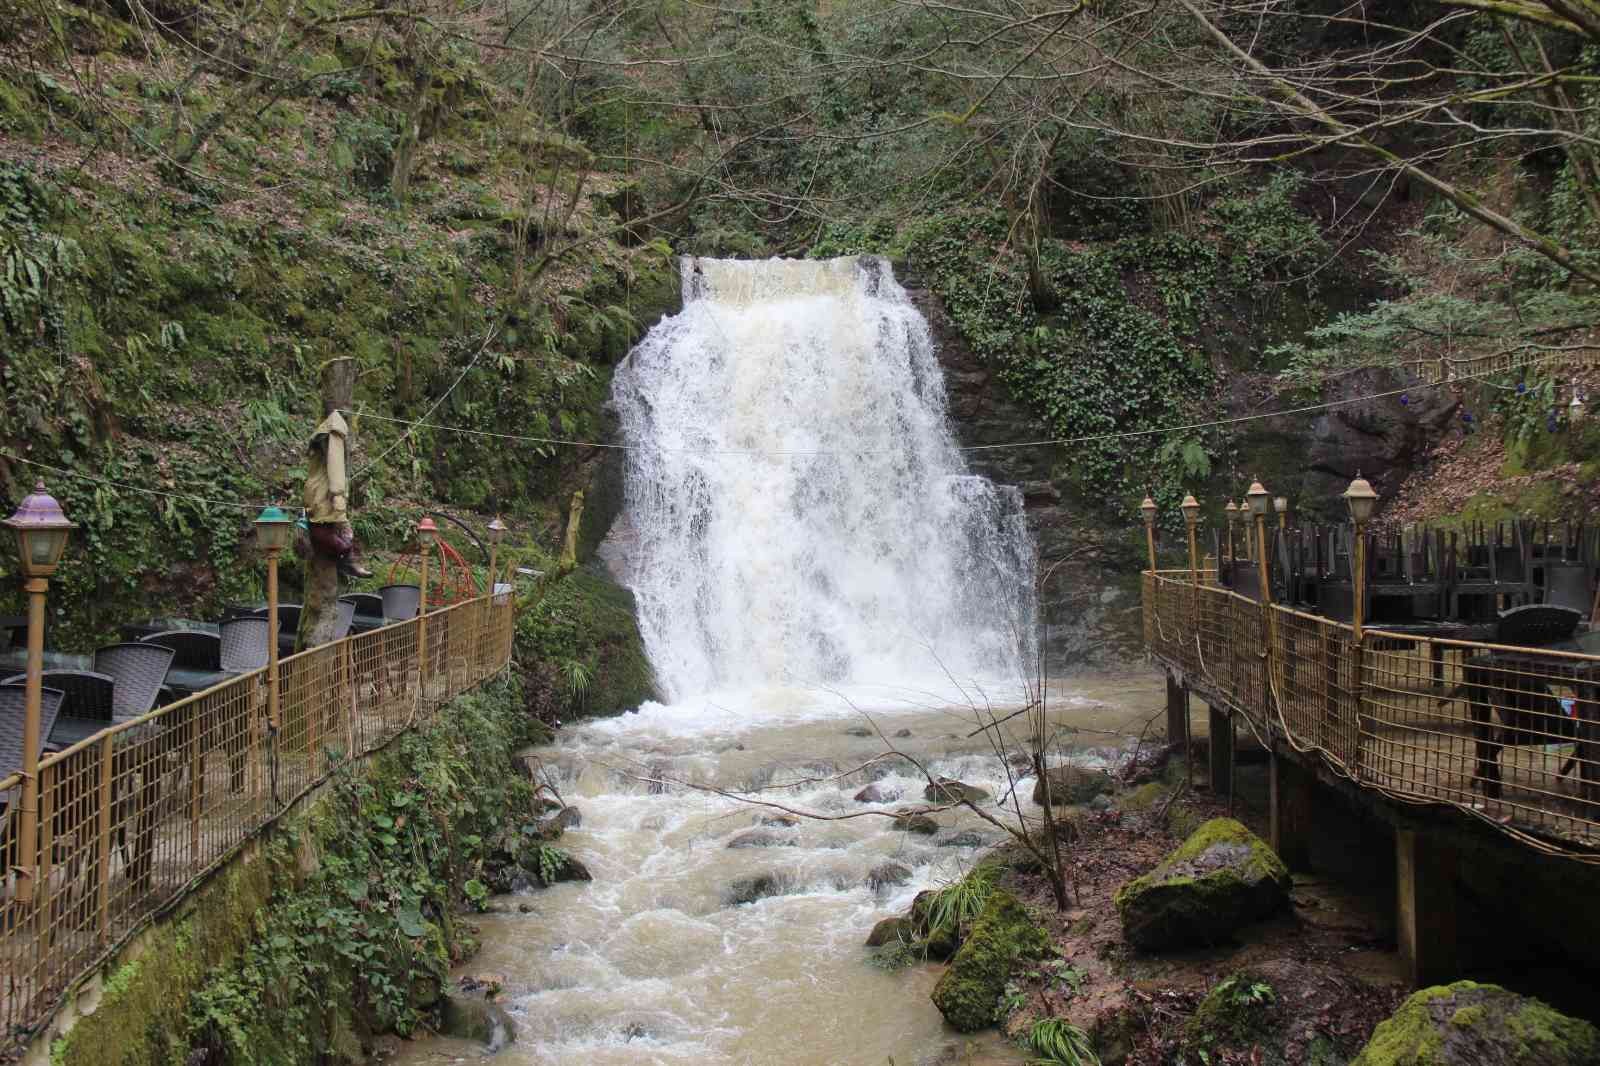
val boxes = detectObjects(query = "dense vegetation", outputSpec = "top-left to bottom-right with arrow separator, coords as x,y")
2,0 -> 1598,634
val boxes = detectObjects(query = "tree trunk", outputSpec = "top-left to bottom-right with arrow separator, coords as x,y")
298,357 -> 358,651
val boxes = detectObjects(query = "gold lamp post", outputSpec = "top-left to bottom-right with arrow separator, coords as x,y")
486,517 -> 507,600
485,516 -> 507,665
1343,473 -> 1379,643
4,482 -> 75,903
254,506 -> 294,732
1274,495 -> 1289,531
1223,500 -> 1238,565
1140,497 -> 1158,573
1246,480 -> 1272,606
416,516 -> 438,689
1181,494 -> 1201,587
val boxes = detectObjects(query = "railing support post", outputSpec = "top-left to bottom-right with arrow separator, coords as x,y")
97,733 -> 113,945
1208,704 -> 1233,798
1166,673 -> 1188,757
1396,829 -> 1458,986
1269,752 -> 1313,871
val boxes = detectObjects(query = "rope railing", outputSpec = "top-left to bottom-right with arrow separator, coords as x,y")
0,593 -> 517,1049
1143,572 -> 1600,861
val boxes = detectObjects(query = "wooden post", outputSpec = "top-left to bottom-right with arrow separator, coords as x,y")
96,734 -> 112,945
1209,704 -> 1233,797
1396,829 -> 1458,986
299,357 -> 358,652
1166,673 -> 1188,753
1269,752 -> 1313,871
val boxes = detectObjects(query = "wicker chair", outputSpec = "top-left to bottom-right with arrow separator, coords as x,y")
93,643 -> 175,723
219,617 -> 270,672
141,630 -> 222,671
0,671 -> 116,749
0,683 -> 68,778
379,584 -> 421,622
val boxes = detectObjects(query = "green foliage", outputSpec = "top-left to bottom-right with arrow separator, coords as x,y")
919,862 -> 1000,956
901,191 -> 1330,516
530,842 -> 570,886
1027,1018 -> 1100,1066
184,680 -> 539,1064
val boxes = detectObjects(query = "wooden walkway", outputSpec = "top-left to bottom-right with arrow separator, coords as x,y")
1145,572 -> 1600,855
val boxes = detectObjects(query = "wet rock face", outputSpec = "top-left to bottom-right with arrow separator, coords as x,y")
1114,817 -> 1291,950
439,994 -> 517,1051
1352,981 -> 1600,1066
1300,367 -> 1457,503
897,270 -> 1147,671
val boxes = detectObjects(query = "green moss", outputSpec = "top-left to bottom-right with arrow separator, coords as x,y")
1120,781 -> 1167,811
1352,981 -> 1600,1066
929,889 -> 1050,1033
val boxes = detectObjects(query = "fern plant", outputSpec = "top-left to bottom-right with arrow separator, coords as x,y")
1027,1018 -> 1099,1066
921,863 -> 998,951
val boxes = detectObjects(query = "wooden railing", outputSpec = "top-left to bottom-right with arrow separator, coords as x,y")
0,592 -> 516,1048
1400,345 -> 1599,385
1145,571 -> 1600,857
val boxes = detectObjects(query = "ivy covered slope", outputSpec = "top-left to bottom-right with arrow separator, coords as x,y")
0,0 -> 676,659
811,172 -> 1367,533
49,679 -> 549,1066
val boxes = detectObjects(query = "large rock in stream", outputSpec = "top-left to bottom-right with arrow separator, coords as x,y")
930,889 -> 1050,1032
1032,765 -> 1113,807
439,994 -> 517,1050
1114,817 -> 1290,950
1351,982 -> 1600,1066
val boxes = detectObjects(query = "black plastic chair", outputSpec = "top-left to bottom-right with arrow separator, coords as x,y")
1545,562 -> 1594,615
379,585 -> 422,621
334,599 -> 356,640
141,630 -> 222,671
1494,604 -> 1583,647
93,643 -> 175,723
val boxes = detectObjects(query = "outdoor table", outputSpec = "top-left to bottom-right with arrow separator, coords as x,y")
162,667 -> 242,699
1365,620 -> 1496,686
0,649 -> 92,674
120,618 -> 220,643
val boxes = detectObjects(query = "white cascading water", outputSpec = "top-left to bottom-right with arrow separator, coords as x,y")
614,255 -> 1036,701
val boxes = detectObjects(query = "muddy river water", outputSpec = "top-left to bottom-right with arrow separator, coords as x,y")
389,674 -> 1162,1065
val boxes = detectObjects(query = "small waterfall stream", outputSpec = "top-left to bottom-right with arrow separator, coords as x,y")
389,257 -> 1141,1065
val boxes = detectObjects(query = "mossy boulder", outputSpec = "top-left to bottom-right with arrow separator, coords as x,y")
1114,817 -> 1290,950
1033,765 -> 1113,807
929,889 -> 1050,1032
1352,981 -> 1600,1066
865,916 -> 915,947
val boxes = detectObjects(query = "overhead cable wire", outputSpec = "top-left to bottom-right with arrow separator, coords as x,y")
353,361 -> 1522,458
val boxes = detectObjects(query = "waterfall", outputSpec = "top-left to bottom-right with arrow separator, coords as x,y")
613,255 -> 1036,702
